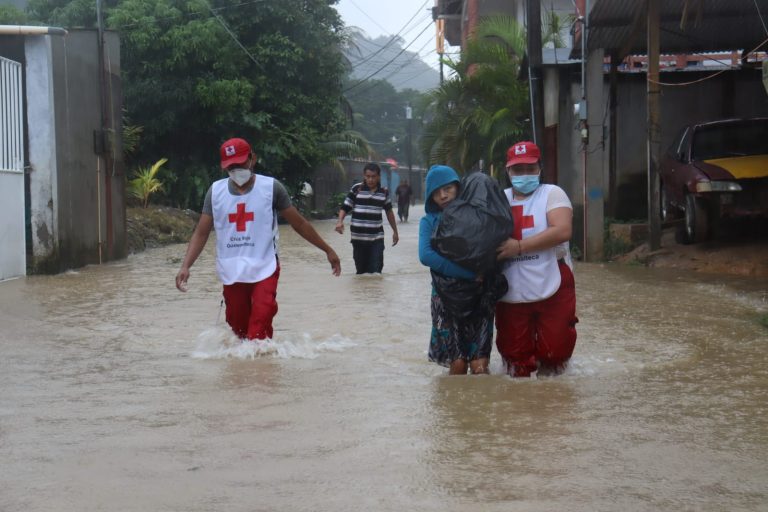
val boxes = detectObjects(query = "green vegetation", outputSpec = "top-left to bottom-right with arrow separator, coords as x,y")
759,314 -> 768,329
344,79 -> 427,167
320,129 -> 372,173
128,158 -> 168,209
324,192 -> 347,218
0,4 -> 28,23
420,16 -> 529,174
26,0 -> 348,209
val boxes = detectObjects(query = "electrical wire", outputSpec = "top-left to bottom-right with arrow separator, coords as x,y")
345,38 -> 436,98
346,14 -> 432,69
345,3 -> 432,70
347,0 -> 390,34
203,0 -> 266,72
647,35 -> 768,87
347,44 -> 438,98
343,21 -> 434,93
754,0 -> 768,36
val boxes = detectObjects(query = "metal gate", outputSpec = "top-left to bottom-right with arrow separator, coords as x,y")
0,56 -> 26,280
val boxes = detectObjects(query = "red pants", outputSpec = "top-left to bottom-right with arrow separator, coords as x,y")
222,266 -> 280,340
495,261 -> 578,377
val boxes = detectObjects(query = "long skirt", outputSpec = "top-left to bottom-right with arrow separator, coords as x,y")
428,286 -> 494,367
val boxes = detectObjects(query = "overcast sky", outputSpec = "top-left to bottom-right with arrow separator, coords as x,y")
334,0 -> 458,70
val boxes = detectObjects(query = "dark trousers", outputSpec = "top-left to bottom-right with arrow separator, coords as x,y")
352,239 -> 384,274
397,202 -> 410,220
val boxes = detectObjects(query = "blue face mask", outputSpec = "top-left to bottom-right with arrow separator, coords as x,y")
510,173 -> 540,195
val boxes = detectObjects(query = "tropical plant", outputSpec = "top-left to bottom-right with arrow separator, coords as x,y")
128,158 -> 168,209
542,9 -> 575,49
319,129 -> 373,173
122,112 -> 143,159
420,16 -> 529,174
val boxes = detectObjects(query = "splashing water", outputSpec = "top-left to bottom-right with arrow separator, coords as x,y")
190,325 -> 356,360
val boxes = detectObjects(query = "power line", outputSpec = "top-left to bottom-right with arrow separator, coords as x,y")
346,42 -> 437,99
344,1 -> 431,69
347,14 -> 433,70
344,21 -> 434,93
347,0 -> 390,34
347,12 -> 432,51
202,0 -> 266,72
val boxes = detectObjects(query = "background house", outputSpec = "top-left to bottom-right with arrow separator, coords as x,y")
434,0 -> 768,260
0,27 -> 125,279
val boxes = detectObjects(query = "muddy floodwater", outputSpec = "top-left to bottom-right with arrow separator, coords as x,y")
1,206 -> 767,512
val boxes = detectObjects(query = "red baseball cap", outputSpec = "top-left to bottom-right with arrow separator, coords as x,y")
506,141 -> 541,167
220,138 -> 251,169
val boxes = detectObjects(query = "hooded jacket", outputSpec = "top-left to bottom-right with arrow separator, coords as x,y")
418,166 -> 475,279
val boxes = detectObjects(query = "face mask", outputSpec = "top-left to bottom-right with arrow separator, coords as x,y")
228,168 -> 252,187
510,173 -> 540,195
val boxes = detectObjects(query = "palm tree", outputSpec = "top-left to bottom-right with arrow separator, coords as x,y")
128,158 -> 168,209
319,129 -> 374,175
542,9 -> 574,49
420,16 -> 529,175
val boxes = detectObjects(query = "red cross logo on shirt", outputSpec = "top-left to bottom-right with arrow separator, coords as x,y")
228,203 -> 254,232
511,205 -> 534,240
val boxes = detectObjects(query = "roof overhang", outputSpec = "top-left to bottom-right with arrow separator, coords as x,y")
571,0 -> 768,59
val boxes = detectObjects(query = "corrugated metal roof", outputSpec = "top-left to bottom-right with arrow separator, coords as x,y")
573,0 -> 768,57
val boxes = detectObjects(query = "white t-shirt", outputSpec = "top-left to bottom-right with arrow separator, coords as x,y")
544,186 -> 573,262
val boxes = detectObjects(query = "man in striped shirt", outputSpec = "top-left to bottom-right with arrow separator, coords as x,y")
335,163 -> 399,274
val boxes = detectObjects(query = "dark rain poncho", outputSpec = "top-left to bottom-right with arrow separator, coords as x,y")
430,172 -> 513,320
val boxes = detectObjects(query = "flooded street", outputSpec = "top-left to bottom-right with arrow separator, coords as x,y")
1,205 -> 767,512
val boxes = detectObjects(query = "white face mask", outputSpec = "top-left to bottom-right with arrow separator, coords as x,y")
228,168 -> 252,186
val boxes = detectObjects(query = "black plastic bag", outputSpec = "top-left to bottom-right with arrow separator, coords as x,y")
431,270 -> 508,321
431,172 -> 514,275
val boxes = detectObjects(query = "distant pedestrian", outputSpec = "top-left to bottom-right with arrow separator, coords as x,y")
395,179 -> 414,222
175,137 -> 341,340
495,141 -> 578,377
335,163 -> 399,274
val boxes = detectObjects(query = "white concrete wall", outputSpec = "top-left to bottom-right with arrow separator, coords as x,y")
544,67 -> 560,126
25,36 -> 58,261
0,171 -> 25,280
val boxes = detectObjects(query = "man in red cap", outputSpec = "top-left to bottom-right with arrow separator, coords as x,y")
495,141 -> 578,377
175,137 -> 341,340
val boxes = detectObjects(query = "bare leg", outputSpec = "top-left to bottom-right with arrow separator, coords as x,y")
469,358 -> 490,375
449,359 -> 468,375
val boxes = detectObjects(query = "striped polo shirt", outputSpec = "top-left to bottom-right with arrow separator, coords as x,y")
341,182 -> 392,242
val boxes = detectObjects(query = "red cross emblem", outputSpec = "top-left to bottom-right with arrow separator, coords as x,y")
511,205 -> 534,240
228,203 -> 254,232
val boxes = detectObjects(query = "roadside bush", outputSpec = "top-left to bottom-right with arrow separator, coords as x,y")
324,192 -> 347,218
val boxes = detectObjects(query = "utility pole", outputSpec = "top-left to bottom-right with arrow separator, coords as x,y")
526,0 -> 545,164
95,0 -> 114,260
405,103 -> 413,173
436,17 -> 445,84
647,0 -> 662,250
